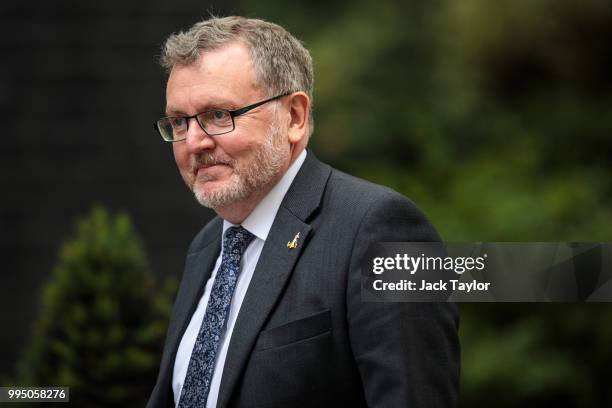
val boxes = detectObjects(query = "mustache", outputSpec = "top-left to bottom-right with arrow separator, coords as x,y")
190,153 -> 234,173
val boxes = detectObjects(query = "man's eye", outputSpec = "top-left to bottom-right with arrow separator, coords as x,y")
212,110 -> 229,121
171,117 -> 187,128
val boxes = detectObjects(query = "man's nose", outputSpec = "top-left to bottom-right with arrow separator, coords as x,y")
184,117 -> 215,153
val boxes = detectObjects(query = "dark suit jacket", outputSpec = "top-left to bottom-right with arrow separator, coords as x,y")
147,151 -> 460,408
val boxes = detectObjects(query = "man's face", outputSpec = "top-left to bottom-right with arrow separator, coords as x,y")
166,41 -> 290,210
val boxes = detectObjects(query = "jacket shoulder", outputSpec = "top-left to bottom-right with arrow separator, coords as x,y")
324,167 -> 440,242
326,167 -> 419,212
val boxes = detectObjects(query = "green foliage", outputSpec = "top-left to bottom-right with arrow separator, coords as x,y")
459,303 -> 612,407
238,1 -> 612,406
16,206 -> 170,407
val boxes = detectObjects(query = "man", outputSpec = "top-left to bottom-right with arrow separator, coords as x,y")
148,16 -> 459,408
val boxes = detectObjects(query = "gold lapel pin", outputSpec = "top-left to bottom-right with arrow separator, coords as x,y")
287,232 -> 300,249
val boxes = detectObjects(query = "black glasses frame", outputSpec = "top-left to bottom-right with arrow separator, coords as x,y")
154,92 -> 290,142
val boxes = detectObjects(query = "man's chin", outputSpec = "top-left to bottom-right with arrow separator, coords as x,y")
193,189 -> 223,209
193,182 -> 247,210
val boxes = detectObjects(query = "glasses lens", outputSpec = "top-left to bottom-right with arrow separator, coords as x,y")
157,117 -> 188,141
197,110 -> 234,135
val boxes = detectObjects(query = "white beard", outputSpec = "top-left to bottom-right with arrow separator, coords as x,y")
191,113 -> 289,209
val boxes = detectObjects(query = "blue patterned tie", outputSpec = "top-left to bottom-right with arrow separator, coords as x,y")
178,226 -> 255,408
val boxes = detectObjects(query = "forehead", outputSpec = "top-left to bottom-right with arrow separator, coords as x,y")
166,41 -> 261,111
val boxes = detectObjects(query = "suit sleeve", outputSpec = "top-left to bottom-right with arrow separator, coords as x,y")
346,191 -> 460,407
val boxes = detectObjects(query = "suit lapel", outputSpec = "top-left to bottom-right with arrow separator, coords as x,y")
218,151 -> 331,407
158,219 -> 222,403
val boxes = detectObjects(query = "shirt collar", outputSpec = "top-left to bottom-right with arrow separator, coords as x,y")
222,149 -> 307,241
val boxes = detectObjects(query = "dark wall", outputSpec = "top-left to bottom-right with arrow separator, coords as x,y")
0,1 -> 231,375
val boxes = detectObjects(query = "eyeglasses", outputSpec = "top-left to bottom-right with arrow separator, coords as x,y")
154,93 -> 289,142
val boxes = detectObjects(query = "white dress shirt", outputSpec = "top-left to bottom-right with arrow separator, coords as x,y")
172,150 -> 307,407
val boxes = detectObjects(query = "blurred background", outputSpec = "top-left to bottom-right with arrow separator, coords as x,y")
1,0 -> 611,406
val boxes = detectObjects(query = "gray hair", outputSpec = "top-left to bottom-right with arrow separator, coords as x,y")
160,16 -> 314,134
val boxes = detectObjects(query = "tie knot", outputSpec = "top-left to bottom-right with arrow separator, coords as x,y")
223,226 -> 255,257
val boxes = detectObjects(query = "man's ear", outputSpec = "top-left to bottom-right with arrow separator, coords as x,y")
286,92 -> 310,144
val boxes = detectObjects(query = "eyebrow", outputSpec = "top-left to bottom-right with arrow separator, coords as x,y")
164,106 -> 183,116
165,98 -> 239,116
